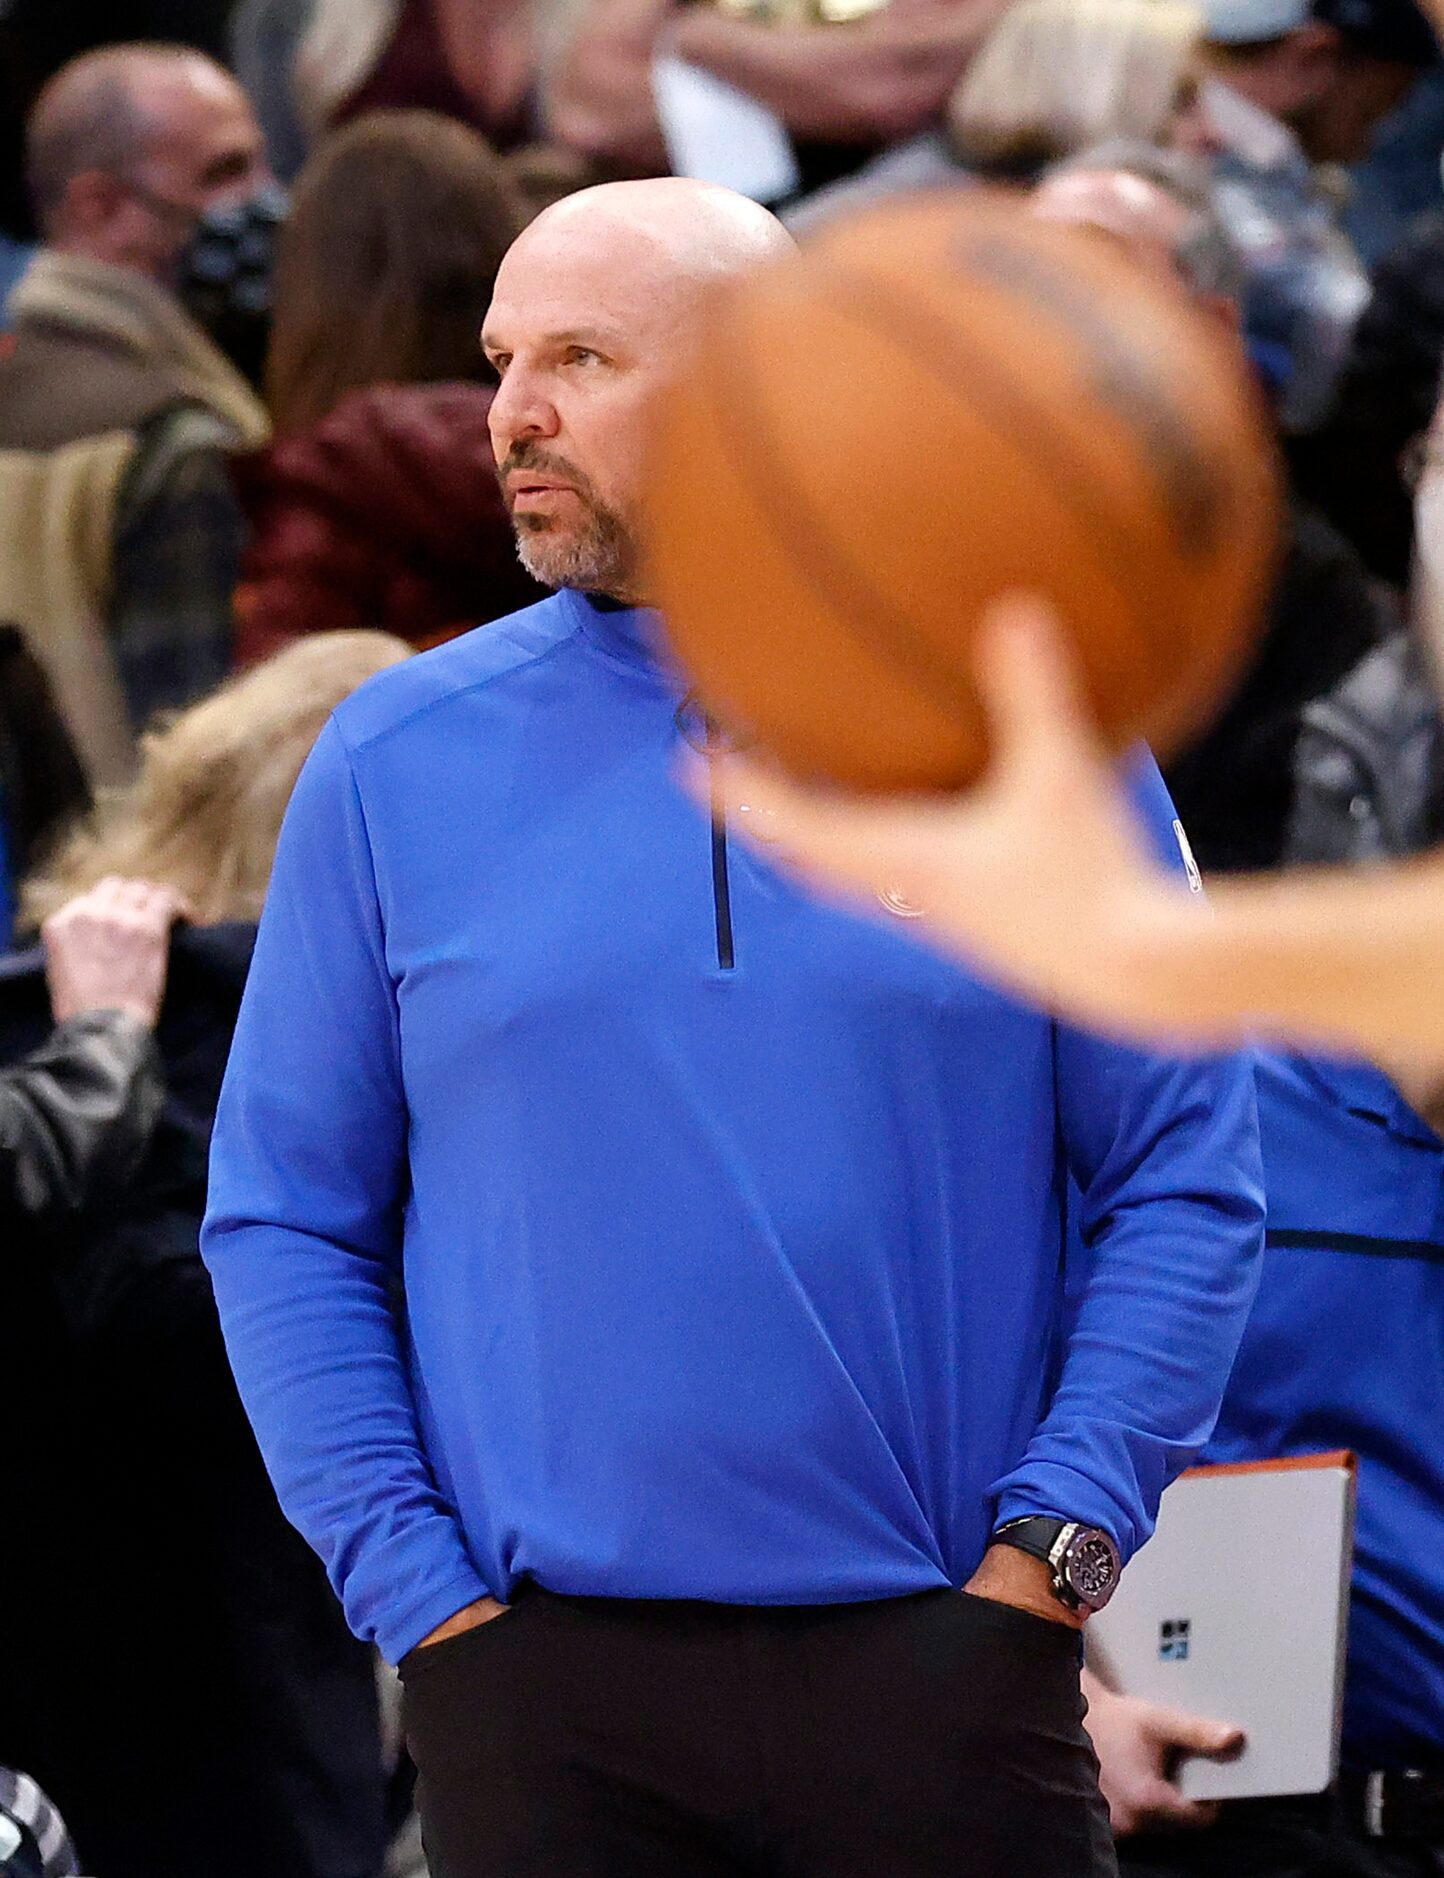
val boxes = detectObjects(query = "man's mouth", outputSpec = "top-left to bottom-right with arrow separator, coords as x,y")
510,482 -> 582,519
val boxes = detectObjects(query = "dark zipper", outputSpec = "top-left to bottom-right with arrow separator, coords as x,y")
709,751 -> 736,972
676,693 -> 737,973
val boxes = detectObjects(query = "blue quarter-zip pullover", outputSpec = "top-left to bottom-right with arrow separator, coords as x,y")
202,590 -> 1264,1665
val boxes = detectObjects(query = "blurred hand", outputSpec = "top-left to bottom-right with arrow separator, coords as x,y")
1082,1673 -> 1243,1838
43,877 -> 190,1029
709,595 -> 1209,1044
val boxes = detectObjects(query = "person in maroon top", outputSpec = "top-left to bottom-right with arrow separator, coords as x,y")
334,0 -> 539,154
232,109 -> 545,663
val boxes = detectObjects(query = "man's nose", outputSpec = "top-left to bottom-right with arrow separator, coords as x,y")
489,370 -> 559,455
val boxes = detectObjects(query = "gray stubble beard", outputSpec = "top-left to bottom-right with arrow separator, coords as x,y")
513,501 -> 641,601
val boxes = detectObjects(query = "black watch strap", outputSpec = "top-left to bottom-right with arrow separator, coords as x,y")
993,1515 -> 1069,1564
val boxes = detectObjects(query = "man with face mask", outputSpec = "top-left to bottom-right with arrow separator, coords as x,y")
0,43 -> 274,787
1191,0 -> 1436,432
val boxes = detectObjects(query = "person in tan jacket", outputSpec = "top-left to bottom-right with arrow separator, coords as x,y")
0,44 -> 272,787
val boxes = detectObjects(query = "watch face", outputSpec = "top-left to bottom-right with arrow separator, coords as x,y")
1062,1528 -> 1121,1611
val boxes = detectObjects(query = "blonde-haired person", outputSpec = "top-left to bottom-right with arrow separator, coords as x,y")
24,632 -> 407,927
2,631 -> 410,1878
788,0 -> 1212,231
231,110 -> 544,666
951,0 -> 1207,175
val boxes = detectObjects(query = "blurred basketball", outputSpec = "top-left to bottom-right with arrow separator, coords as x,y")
647,191 -> 1281,793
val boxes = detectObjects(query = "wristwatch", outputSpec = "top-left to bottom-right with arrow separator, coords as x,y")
992,1517 -> 1122,1613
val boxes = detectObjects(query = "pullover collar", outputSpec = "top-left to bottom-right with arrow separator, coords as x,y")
562,586 -> 680,685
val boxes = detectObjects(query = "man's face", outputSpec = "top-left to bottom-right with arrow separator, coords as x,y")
482,228 -> 707,603
1206,26 -> 1417,163
1300,48 -> 1419,162
118,63 -> 271,274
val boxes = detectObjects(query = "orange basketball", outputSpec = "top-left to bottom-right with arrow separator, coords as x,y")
647,191 -> 1281,793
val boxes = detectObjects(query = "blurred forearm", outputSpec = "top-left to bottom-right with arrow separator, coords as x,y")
673,3 -> 981,142
548,0 -> 990,166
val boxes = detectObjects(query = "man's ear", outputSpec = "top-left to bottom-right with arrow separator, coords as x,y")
60,167 -> 131,239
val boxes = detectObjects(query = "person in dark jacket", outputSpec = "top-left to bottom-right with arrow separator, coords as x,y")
1,632 -> 410,1878
1289,207 -> 1444,589
1285,627 -> 1444,864
3,875 -> 181,1223
1162,501 -> 1400,872
233,110 -> 543,663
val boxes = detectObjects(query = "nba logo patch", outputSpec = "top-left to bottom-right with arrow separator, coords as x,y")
1159,1618 -> 1191,1661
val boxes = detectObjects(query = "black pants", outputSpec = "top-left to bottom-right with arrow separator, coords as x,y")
400,1584 -> 1117,1878
1121,1796 -> 1444,1878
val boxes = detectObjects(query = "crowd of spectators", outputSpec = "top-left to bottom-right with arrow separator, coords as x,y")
1,0 -> 1444,1873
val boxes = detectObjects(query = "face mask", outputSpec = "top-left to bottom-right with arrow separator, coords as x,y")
175,184 -> 289,386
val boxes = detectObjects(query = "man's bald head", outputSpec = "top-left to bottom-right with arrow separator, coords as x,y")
28,43 -> 268,273
509,178 -> 793,291
484,181 -> 793,603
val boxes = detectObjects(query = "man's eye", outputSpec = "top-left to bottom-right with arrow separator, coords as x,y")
567,347 -> 601,366
489,355 -> 511,377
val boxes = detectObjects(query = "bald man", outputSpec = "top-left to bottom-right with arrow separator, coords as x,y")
0,45 -> 270,785
203,180 -> 1264,1878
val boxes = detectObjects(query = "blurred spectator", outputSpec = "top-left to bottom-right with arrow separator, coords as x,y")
1285,623 -> 1444,861
230,0 -> 314,182
1033,138 -> 1398,872
3,876 -> 180,1224
1196,0 -> 1436,431
1290,207 -> 1444,588
0,0 -> 241,246
0,45 -> 272,788
318,0 -> 541,152
291,0 -> 565,156
787,0 -> 1208,233
1,632 -> 409,1878
1295,475 -> 1444,969
233,0 -> 599,204
1345,59 -> 1444,263
233,111 -> 543,661
1095,1050 -> 1444,1873
548,0 -> 995,193
1162,499 -> 1398,872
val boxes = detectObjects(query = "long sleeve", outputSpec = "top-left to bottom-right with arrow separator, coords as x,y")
1,1009 -> 162,1223
200,718 -> 488,1663
991,754 -> 1266,1559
